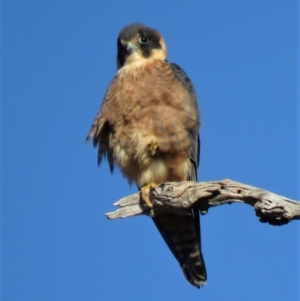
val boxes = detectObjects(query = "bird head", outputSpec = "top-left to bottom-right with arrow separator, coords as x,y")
116,23 -> 167,69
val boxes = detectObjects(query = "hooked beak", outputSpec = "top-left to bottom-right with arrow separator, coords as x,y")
126,42 -> 138,54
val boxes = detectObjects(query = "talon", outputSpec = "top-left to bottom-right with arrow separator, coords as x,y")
150,143 -> 158,156
141,182 -> 157,208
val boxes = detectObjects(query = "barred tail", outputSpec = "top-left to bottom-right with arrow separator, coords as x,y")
153,210 -> 207,288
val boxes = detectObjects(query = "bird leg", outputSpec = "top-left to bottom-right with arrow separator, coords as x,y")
141,182 -> 158,208
147,141 -> 159,157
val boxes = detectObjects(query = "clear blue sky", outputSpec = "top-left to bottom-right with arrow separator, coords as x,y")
2,1 -> 299,300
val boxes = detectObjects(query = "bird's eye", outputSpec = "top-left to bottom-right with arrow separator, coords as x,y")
139,35 -> 149,44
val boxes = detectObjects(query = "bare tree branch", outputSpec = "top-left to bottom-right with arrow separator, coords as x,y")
106,179 -> 300,226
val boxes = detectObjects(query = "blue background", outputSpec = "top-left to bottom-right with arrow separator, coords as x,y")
2,1 -> 299,300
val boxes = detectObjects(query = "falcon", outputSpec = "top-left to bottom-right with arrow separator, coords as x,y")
86,23 -> 207,287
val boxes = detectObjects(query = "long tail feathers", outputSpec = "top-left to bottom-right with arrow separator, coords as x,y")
152,211 -> 207,288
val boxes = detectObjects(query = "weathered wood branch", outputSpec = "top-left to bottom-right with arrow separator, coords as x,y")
106,179 -> 300,226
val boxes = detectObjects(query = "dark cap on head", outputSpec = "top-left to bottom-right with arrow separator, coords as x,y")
118,23 -> 148,41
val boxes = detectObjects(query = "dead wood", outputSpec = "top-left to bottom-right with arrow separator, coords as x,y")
106,179 -> 300,226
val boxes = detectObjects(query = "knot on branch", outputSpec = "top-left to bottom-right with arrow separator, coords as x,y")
255,193 -> 295,225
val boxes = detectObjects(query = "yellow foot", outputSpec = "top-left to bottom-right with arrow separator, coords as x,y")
147,141 -> 158,157
141,182 -> 158,208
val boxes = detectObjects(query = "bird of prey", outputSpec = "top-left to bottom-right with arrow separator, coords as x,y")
86,23 -> 207,288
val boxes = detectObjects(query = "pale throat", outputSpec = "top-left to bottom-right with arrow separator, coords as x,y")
121,48 -> 167,69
